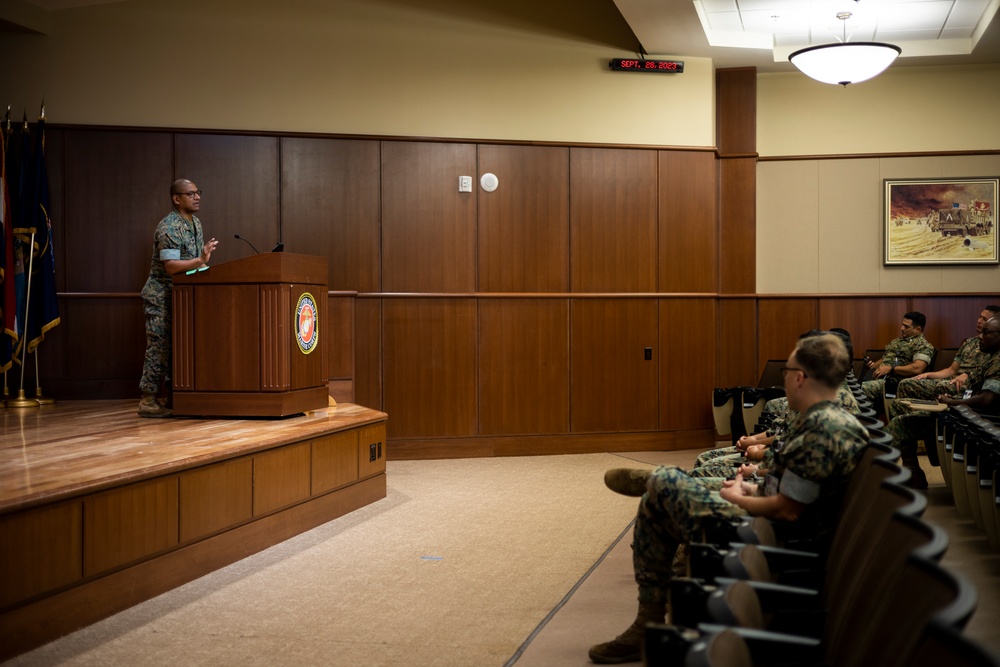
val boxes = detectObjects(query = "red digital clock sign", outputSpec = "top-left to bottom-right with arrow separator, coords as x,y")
609,58 -> 684,74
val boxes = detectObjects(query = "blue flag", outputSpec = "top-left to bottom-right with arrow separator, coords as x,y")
11,114 -> 30,359
22,114 -> 61,357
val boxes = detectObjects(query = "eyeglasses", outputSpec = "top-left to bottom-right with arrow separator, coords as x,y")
781,366 -> 808,378
174,190 -> 203,198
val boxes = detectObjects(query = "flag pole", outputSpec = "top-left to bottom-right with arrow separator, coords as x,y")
6,227 -> 39,408
33,349 -> 54,404
30,101 -> 54,406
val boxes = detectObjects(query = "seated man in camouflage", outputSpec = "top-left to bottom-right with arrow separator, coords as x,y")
885,316 -> 1000,489
861,311 -> 935,406
690,329 -> 860,480
591,334 -> 868,664
888,305 -> 1000,421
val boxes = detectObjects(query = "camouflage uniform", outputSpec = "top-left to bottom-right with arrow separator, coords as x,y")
885,348 -> 1000,447
690,382 -> 861,479
632,401 -> 868,604
139,210 -> 205,395
861,334 -> 935,404
887,336 -> 988,419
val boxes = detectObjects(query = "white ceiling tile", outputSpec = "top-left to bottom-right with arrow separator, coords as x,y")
876,1 -> 952,29
876,28 -> 950,40
699,0 -> 740,12
946,0 -> 991,28
735,0 -> 815,10
705,11 -> 746,30
740,8 -> 813,33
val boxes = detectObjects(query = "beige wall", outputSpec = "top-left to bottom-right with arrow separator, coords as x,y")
0,0 -> 715,147
6,1 -> 997,296
757,64 -> 1000,294
757,154 -> 1000,294
757,64 -> 1000,157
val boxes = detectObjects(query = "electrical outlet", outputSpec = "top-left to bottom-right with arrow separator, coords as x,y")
459,175 -> 473,192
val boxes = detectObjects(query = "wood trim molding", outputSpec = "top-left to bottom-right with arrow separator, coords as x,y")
760,149 -> 1000,161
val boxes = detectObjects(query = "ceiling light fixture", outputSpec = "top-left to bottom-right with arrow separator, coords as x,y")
788,11 -> 901,86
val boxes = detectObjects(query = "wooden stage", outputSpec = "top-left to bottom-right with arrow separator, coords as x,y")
0,400 -> 388,661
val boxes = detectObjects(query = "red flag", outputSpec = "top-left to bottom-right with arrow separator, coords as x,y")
0,120 -> 19,372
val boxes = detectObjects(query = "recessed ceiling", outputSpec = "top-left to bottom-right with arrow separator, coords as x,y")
8,0 -> 1000,74
613,0 -> 1000,72
22,0 -> 123,8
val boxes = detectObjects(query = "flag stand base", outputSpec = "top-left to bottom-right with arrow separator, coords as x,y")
6,390 -> 40,408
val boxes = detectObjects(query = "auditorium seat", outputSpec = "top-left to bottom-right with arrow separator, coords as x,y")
950,420 -> 974,517
931,347 -> 960,373
973,422 -> 1000,549
712,388 -> 736,442
681,628 -> 753,667
857,349 -> 885,383
738,387 -> 784,439
687,551 -> 975,667
755,360 -> 786,389
909,619 -> 1000,667
962,429 -> 988,534
838,552 -> 978,667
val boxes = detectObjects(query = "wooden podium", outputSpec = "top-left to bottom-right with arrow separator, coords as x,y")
171,253 -> 330,417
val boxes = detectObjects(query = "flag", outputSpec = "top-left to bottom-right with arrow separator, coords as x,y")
11,113 -> 30,357
21,113 -> 61,357
0,116 -> 18,372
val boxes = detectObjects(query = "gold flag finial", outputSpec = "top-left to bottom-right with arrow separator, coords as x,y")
39,100 -> 45,121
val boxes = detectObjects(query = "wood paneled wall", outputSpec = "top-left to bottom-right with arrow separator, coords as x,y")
26,96 -> 992,458
34,126 -> 728,455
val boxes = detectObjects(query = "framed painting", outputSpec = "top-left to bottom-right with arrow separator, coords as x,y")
883,177 -> 998,265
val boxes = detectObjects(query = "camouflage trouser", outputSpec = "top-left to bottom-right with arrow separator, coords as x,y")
887,378 -> 958,419
633,466 -> 746,603
689,451 -> 744,479
140,291 -> 171,395
862,378 -> 885,405
884,409 -> 936,450
694,446 -> 739,468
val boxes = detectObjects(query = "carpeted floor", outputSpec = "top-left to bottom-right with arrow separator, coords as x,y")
8,454 -> 652,667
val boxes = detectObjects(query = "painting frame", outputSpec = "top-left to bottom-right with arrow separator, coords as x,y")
883,177 -> 998,266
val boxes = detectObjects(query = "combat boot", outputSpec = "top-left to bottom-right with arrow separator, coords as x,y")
604,468 -> 652,496
900,441 -> 928,489
138,393 -> 173,418
588,600 -> 667,664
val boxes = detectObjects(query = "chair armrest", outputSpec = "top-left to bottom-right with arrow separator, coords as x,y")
713,577 -> 821,613
696,623 -> 824,664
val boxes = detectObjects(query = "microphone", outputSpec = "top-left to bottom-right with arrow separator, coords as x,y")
234,234 -> 260,254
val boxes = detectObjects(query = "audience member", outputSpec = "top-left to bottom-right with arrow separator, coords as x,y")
861,311 -> 934,405
885,316 -> 1000,488
591,334 -> 868,664
691,329 -> 860,480
888,305 -> 1000,420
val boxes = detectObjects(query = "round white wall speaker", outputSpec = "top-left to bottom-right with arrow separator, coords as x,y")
480,173 -> 499,192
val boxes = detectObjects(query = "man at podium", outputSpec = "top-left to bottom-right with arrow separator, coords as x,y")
138,179 -> 218,418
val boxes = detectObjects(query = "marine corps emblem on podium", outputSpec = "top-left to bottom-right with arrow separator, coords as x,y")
295,292 -> 318,355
